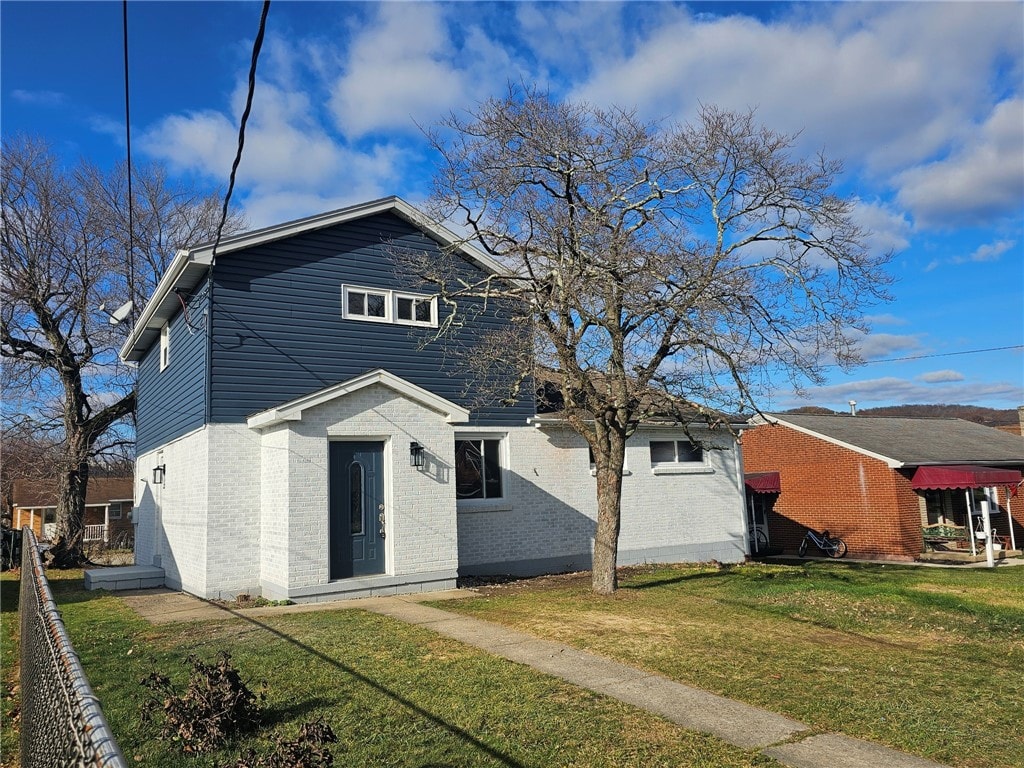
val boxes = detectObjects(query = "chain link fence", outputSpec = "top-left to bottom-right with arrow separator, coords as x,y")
19,527 -> 128,768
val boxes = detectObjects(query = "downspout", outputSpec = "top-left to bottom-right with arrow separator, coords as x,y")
735,436 -> 751,556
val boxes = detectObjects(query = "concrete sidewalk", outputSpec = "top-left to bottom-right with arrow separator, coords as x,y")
119,588 -> 949,768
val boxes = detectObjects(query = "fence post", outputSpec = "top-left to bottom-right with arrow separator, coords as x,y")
18,527 -> 128,767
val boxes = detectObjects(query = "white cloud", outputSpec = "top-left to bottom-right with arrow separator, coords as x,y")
779,375 -> 1023,411
11,89 -> 65,106
851,199 -> 911,255
848,332 -> 924,361
326,4 -> 520,138
918,370 -> 965,383
573,4 -> 1020,171
863,313 -> 907,327
962,239 -> 1018,264
896,98 -> 1024,229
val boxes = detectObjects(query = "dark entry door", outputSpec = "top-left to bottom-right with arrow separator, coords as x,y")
329,441 -> 385,579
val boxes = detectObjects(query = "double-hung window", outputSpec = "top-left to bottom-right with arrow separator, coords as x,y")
455,438 -> 504,500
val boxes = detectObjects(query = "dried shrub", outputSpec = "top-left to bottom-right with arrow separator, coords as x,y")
140,651 -> 265,753
231,719 -> 339,768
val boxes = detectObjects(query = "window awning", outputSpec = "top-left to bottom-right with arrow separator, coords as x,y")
745,472 -> 781,493
911,464 -> 1022,490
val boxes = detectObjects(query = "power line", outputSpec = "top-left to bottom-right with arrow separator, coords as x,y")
122,0 -> 135,325
857,344 -> 1024,366
210,0 -> 271,264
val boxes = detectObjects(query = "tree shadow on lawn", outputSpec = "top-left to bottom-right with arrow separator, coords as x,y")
200,600 -> 527,768
621,567 -> 737,591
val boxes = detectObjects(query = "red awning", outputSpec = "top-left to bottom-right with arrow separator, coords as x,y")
745,472 -> 781,493
911,465 -> 1022,490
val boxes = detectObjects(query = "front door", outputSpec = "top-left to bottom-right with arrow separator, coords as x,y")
329,441 -> 386,579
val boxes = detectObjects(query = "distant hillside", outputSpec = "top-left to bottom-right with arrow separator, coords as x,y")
783,404 -> 1020,427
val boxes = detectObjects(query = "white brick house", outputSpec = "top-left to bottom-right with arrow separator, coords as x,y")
123,198 -> 751,601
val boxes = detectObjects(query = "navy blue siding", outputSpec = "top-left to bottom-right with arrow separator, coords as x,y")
135,282 -> 210,454
208,212 -> 534,425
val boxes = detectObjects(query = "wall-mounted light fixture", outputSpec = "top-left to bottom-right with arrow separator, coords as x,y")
152,465 -> 166,485
409,441 -> 425,469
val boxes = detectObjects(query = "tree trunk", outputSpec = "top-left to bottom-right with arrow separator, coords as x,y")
591,430 -> 627,595
49,456 -> 89,568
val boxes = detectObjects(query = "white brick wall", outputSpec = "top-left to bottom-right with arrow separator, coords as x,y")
137,386 -> 746,599
457,425 -> 747,575
135,427 -> 210,595
254,383 -> 460,599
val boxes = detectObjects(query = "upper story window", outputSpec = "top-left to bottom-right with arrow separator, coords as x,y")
649,439 -> 704,467
341,284 -> 437,328
159,323 -> 170,370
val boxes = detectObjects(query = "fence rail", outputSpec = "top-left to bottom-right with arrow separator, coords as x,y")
19,527 -> 128,768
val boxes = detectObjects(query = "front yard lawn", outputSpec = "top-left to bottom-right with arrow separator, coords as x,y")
434,561 -> 1024,768
2,569 -> 778,768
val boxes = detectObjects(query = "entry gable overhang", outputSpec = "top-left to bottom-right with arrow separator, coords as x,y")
121,196 -> 508,362
246,369 -> 471,430
910,464 -> 1023,490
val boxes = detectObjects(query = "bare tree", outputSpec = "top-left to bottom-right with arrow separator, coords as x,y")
0,135 -> 242,565
416,89 -> 892,594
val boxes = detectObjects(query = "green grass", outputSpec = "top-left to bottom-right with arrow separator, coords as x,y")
1,571 -> 21,768
3,569 -> 779,768
433,561 -> 1024,768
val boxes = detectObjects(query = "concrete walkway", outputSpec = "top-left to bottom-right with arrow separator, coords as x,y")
118,588 -> 949,768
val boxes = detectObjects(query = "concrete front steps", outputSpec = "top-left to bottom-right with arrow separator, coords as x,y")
84,565 -> 165,591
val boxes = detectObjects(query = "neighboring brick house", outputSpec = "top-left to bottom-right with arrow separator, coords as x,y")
118,197 -> 749,602
12,477 -> 134,544
742,413 -> 1024,560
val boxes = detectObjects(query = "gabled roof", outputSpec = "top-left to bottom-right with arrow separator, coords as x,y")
120,196 -> 506,362
12,477 -> 134,508
755,413 -> 1024,468
246,369 -> 471,429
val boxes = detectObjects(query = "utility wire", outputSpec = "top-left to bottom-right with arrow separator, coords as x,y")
853,344 -> 1024,367
210,0 -> 271,264
122,0 -> 135,325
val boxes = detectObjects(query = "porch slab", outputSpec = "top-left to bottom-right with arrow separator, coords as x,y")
85,565 -> 165,591
918,549 -> 1021,564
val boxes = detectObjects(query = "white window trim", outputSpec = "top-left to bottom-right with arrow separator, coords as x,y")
455,431 -> 511,512
393,291 -> 437,327
108,501 -> 123,520
341,284 -> 392,324
649,438 -> 712,475
588,445 -> 632,476
159,323 -> 170,371
341,284 -> 438,328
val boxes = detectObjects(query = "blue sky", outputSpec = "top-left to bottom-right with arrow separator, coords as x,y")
3,1 -> 1022,411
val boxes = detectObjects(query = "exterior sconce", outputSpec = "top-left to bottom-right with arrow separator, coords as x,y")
153,465 -> 166,485
409,442 -> 425,469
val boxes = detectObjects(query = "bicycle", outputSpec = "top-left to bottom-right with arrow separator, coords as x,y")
798,528 -> 848,558
748,526 -> 769,552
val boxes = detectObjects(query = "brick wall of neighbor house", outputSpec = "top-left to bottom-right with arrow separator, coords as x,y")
457,425 -> 747,576
254,383 -> 460,601
742,423 -> 923,560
